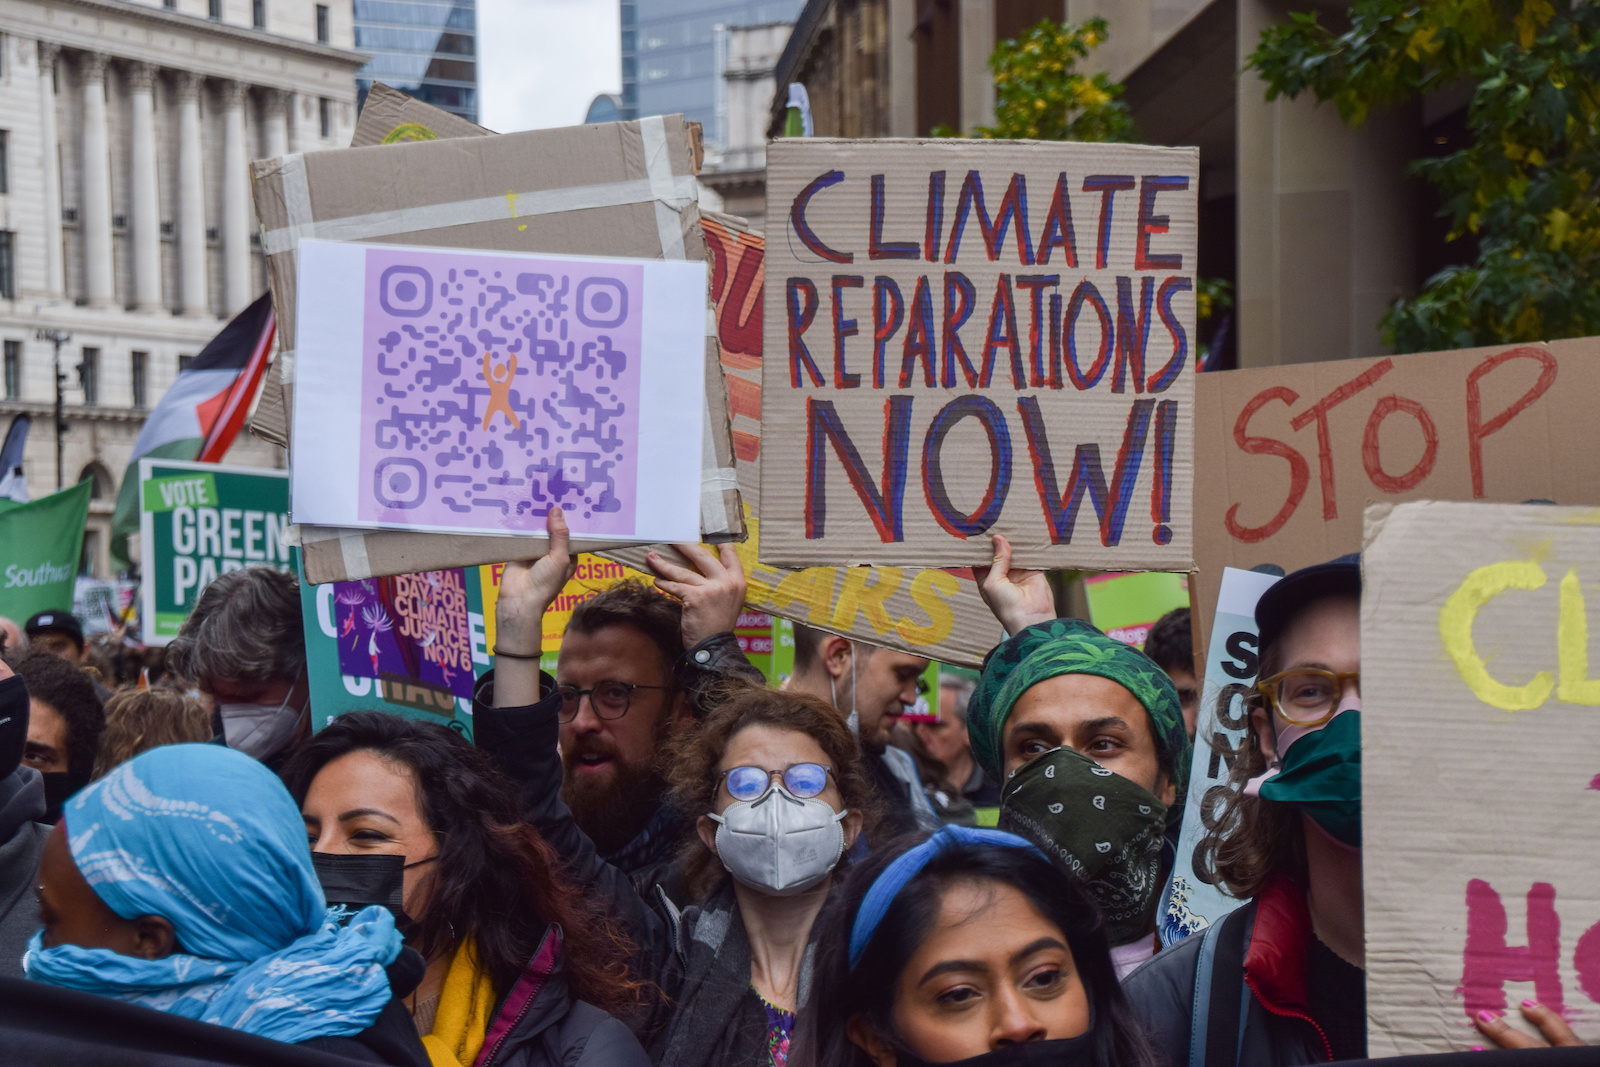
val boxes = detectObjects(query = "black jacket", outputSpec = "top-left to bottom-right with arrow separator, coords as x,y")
473,925 -> 651,1067
1124,877 -> 1335,1067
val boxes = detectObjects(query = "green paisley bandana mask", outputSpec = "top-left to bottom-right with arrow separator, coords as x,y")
1000,745 -> 1168,946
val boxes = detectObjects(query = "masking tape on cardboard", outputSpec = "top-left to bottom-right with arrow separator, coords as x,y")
339,532 -> 372,582
638,116 -> 688,261
261,172 -> 699,256
279,153 -> 314,238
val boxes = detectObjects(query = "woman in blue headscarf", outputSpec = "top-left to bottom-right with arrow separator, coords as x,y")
23,743 -> 427,1064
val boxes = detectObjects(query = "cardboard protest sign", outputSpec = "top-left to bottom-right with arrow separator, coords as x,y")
249,108 -> 746,575
760,139 -> 1198,571
0,482 -> 91,623
1362,500 -> 1600,1052
293,240 -> 706,543
1157,565 -> 1276,946
138,461 -> 289,644
1193,336 -> 1600,664
300,563 -> 491,735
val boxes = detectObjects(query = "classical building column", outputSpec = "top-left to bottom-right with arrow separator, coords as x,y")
126,62 -> 163,313
37,42 -> 64,296
79,51 -> 115,308
262,88 -> 291,160
176,72 -> 209,317
220,80 -> 252,316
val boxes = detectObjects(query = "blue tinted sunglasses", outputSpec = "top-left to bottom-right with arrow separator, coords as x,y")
721,763 -> 834,802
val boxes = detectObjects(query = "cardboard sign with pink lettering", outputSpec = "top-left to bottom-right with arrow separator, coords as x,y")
292,239 -> 707,543
1361,500 -> 1600,1053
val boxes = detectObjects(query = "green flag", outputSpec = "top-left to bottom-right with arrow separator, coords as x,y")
0,480 -> 91,621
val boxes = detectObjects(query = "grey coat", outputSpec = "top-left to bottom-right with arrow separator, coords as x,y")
0,767 -> 49,979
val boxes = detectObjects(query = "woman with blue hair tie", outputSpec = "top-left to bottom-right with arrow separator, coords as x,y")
792,825 -> 1159,1067
21,743 -> 427,1064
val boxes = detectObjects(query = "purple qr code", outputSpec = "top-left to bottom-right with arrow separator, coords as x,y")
358,247 -> 645,534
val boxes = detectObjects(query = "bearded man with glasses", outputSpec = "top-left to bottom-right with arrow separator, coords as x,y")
475,512 -> 763,903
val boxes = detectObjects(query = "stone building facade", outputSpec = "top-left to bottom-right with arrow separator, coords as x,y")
0,0 -> 365,574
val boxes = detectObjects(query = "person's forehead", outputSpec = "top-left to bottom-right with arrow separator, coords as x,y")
1006,674 -> 1152,740
556,624 -> 670,682
722,722 -> 829,769
874,650 -> 928,673
305,751 -> 423,817
1274,594 -> 1360,667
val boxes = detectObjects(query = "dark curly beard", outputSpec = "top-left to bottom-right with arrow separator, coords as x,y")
561,747 -> 670,857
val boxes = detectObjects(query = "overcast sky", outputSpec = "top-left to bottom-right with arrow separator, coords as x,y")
478,0 -> 621,133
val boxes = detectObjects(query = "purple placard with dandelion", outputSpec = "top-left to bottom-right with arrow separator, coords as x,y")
333,570 -> 475,706
358,246 -> 645,534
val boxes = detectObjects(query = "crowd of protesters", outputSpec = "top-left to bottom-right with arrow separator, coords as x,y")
0,505 -> 1587,1067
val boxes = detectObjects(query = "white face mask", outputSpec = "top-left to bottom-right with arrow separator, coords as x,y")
218,681 -> 305,762
709,785 -> 849,896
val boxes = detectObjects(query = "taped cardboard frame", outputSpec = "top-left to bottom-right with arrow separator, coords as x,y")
249,93 -> 743,579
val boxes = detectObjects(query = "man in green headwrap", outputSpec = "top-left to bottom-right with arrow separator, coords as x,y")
969,535 -> 1192,977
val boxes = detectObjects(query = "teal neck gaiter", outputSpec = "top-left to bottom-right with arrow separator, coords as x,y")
1258,710 -> 1362,848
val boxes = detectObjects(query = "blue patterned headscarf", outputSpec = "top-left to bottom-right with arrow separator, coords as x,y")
24,744 -> 402,1045
967,618 -> 1191,791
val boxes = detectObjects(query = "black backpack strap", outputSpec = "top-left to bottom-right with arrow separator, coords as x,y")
1188,903 -> 1255,1067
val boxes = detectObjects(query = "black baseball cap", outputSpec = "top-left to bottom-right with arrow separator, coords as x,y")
1254,553 -> 1361,656
25,610 -> 85,649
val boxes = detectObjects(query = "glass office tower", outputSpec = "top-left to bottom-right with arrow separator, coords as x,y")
621,0 -> 801,147
353,0 -> 479,122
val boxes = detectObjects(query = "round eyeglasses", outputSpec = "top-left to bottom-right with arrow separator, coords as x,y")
721,763 -> 834,802
553,681 -> 674,724
1254,668 -> 1360,727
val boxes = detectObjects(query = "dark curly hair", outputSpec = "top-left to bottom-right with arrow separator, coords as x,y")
793,833 -> 1161,1067
1142,607 -> 1193,677
11,648 -> 105,777
282,712 -> 643,1013
665,682 -> 882,899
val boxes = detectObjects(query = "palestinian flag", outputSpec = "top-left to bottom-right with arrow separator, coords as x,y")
109,294 -> 276,568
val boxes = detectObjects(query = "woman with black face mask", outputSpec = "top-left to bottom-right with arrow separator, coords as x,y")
793,825 -> 1160,1067
281,712 -> 650,1067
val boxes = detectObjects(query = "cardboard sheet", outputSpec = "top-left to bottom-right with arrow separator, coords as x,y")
248,92 -> 744,577
1361,500 -> 1600,1053
1193,337 -> 1600,663
347,82 -> 492,147
761,138 -> 1199,571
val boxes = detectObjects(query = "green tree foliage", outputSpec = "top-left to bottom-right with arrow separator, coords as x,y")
972,18 -> 1134,142
1248,0 -> 1600,351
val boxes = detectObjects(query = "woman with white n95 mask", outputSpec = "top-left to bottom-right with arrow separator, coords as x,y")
482,509 -> 883,1067
648,686 -> 881,1067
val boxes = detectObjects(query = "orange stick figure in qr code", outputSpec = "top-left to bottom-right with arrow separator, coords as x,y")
481,352 -> 522,432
